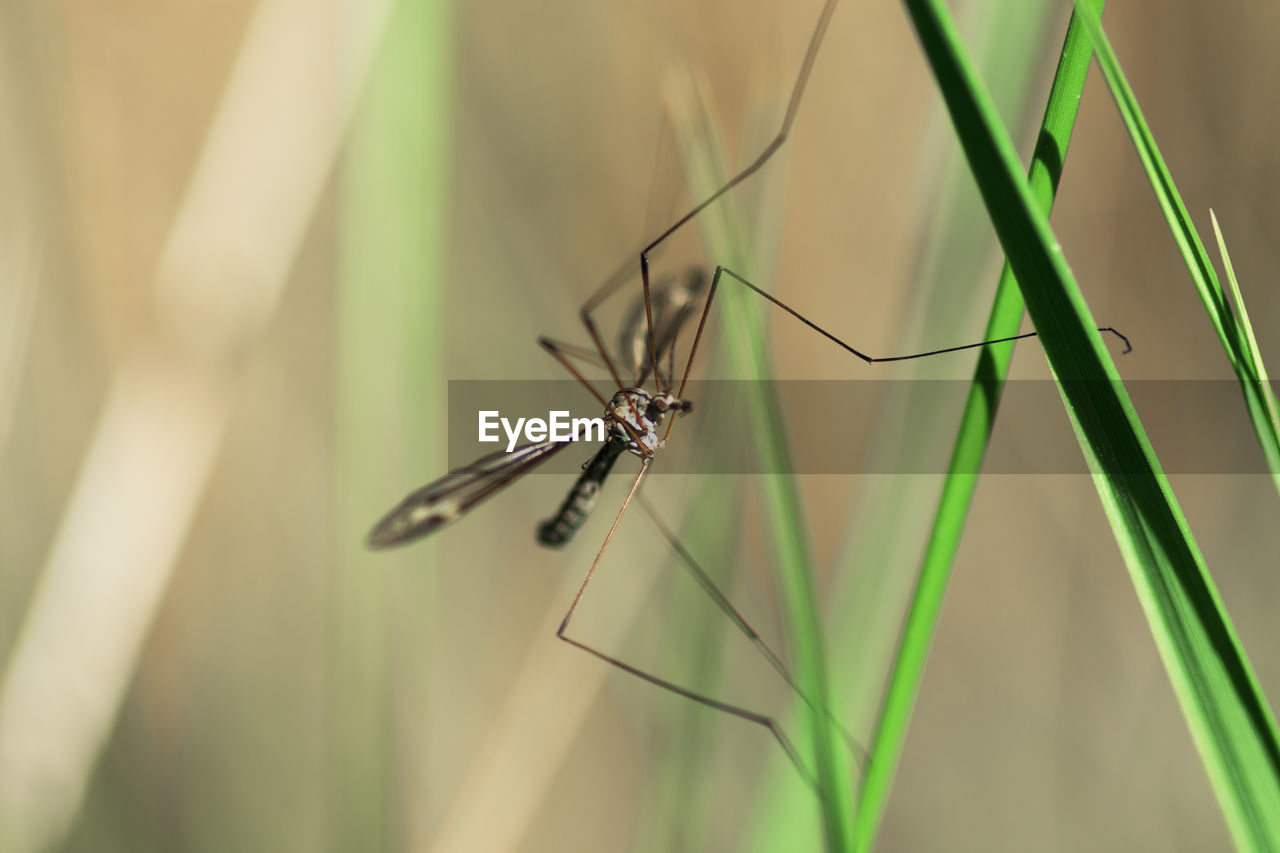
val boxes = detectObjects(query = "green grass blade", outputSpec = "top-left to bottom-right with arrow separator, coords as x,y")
900,0 -> 1280,849
1071,3 -> 1280,500
1210,209 -> 1280,491
668,73 -> 855,851
334,0 -> 451,845
851,5 -> 1104,848
637,76 -> 779,850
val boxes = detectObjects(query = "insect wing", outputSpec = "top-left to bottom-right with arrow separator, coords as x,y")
367,440 -> 569,549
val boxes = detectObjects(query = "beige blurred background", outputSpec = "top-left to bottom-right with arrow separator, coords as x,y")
2,0 -> 1278,850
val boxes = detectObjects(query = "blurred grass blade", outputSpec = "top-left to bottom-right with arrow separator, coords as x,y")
336,0 -> 451,845
897,0 -> 1280,850
668,68 -> 855,850
1209,210 -> 1280,489
1071,3 -> 1280,499
640,70 -> 791,850
852,4 -> 1104,847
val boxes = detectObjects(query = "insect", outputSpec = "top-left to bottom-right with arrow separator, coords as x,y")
367,268 -> 705,552
369,0 -> 1129,815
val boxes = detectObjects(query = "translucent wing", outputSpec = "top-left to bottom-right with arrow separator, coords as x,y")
367,440 -> 570,549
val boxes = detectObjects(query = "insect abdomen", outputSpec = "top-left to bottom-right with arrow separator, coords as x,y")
537,438 -> 626,547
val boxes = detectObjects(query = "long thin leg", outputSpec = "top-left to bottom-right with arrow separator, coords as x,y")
576,255 -> 643,395
576,111 -> 683,395
637,495 -> 792,690
665,321 -> 678,398
657,255 -> 728,444
538,336 -> 614,373
538,337 -> 612,412
635,0 -> 842,394
712,266 -> 1132,364
662,262 -> 1130,442
555,460 -> 819,790
556,635 -> 817,791
572,0 -> 841,403
636,494 -> 867,768
672,259 -> 724,402
578,110 -> 683,322
556,460 -> 650,635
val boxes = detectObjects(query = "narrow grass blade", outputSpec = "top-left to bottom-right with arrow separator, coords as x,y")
852,4 -> 1105,848
635,76 -> 754,850
1209,210 -> 1280,490
899,1 -> 1280,849
335,0 -> 452,845
667,71 -> 856,851
1071,3 -> 1280,500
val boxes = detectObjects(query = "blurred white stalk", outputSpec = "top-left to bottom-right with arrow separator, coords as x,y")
0,0 -> 391,848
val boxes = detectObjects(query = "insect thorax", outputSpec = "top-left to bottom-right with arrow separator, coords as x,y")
606,388 -> 690,457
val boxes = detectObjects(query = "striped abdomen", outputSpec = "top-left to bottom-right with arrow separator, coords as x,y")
537,438 -> 626,547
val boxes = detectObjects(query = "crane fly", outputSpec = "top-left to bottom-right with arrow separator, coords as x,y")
366,269 -> 704,552
367,0 -> 1129,799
